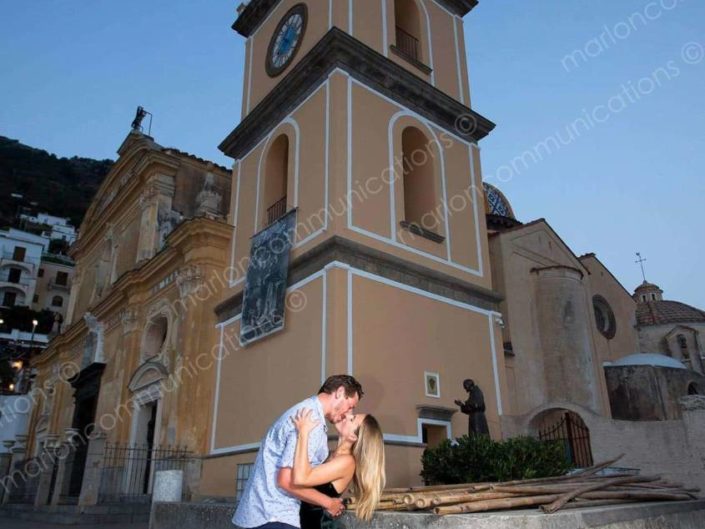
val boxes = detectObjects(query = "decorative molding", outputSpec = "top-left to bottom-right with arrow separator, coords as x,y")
219,28 -> 494,159
128,361 -> 169,393
215,235 -> 502,322
120,307 -> 140,335
139,184 -> 159,210
82,312 -> 105,366
416,405 -> 457,422
176,264 -> 204,302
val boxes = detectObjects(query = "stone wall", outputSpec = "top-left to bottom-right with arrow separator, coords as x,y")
150,501 -> 705,529
605,365 -> 705,420
501,396 -> 705,492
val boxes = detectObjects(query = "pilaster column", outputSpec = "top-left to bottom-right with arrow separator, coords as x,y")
65,268 -> 83,328
137,184 -> 160,262
0,441 -> 15,504
50,434 -> 76,506
77,432 -> 107,506
2,442 -> 27,504
33,437 -> 59,507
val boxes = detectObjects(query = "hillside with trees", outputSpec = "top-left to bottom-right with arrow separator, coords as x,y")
0,136 -> 113,230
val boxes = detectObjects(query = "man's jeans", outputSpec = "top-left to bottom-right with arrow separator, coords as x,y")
249,523 -> 298,529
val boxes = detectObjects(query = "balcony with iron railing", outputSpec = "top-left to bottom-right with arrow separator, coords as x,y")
0,251 -> 39,273
266,196 -> 288,226
0,275 -> 32,292
391,26 -> 432,75
49,279 -> 71,292
395,26 -> 420,61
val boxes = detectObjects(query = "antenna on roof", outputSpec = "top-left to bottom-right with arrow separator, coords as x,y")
130,106 -> 153,136
635,252 -> 647,282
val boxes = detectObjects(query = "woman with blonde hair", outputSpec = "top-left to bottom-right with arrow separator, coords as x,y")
291,409 -> 385,528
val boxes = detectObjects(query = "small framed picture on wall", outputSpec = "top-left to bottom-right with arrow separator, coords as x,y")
425,372 -> 440,398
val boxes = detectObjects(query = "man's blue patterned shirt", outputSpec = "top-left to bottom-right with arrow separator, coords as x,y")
232,396 -> 329,528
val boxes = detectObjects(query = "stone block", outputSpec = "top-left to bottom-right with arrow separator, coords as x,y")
152,470 -> 184,503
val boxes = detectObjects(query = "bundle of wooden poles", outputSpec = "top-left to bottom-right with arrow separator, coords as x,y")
346,455 -> 699,515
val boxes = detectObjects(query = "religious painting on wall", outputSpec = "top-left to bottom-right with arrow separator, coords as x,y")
425,371 -> 440,398
240,209 -> 297,345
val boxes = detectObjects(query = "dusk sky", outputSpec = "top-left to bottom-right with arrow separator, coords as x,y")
1,0 -> 703,309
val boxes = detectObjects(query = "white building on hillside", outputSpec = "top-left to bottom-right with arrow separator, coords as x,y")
19,212 -> 77,245
0,229 -> 46,308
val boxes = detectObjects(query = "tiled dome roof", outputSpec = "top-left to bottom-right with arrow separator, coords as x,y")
483,183 -> 515,219
636,300 -> 705,326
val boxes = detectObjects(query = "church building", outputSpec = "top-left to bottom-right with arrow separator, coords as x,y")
203,0 -> 504,493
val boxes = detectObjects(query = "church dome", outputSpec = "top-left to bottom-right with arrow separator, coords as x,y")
636,300 -> 705,327
610,353 -> 687,370
483,183 -> 521,231
483,183 -> 515,218
633,281 -> 705,326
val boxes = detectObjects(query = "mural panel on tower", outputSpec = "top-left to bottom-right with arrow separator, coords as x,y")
240,209 -> 297,345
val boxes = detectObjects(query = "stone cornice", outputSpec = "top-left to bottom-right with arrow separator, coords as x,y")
219,27 -> 494,159
232,0 -> 479,37
215,235 -> 502,322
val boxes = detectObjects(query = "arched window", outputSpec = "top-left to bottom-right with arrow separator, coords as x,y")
51,296 -> 63,307
264,134 -> 289,226
677,334 -> 690,360
592,295 -> 616,340
143,316 -> 168,360
394,0 -> 423,62
401,127 -> 438,232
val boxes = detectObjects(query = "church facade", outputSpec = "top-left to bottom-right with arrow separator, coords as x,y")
18,132 -> 232,504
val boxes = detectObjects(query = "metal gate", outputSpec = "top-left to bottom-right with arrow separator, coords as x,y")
539,411 -> 594,468
98,443 -> 192,503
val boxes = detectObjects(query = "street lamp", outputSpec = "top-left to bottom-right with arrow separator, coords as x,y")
30,319 -> 38,354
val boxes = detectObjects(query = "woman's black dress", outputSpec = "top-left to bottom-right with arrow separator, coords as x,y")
300,482 -> 342,529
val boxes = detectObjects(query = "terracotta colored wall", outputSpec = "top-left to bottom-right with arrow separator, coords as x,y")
242,0 -> 469,115
209,264 -> 505,492
229,73 -> 489,293
580,255 -> 639,364
489,223 -> 611,419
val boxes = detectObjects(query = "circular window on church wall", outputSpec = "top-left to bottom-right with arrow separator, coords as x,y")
593,295 -> 617,340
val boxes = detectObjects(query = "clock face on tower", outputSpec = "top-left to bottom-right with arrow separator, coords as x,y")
266,4 -> 308,78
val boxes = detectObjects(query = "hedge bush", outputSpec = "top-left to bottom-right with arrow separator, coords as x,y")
420,435 -> 572,484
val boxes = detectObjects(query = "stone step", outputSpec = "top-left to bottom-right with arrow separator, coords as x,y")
0,503 -> 150,525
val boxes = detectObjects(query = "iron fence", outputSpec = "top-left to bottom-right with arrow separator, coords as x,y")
98,443 -> 192,504
5,458 -> 41,504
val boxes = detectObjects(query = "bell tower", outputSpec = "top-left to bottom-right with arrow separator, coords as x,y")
208,0 -> 507,489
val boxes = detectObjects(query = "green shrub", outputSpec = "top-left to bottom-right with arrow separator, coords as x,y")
420,435 -> 572,485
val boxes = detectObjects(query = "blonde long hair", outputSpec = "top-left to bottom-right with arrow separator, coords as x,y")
351,415 -> 386,521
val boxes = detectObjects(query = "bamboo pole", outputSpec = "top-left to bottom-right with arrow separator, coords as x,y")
559,499 -> 640,510
572,454 -> 625,477
427,492 -> 519,509
492,483 -> 609,495
541,475 -> 661,513
579,491 -> 694,502
382,482 -> 487,494
434,494 -> 561,515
